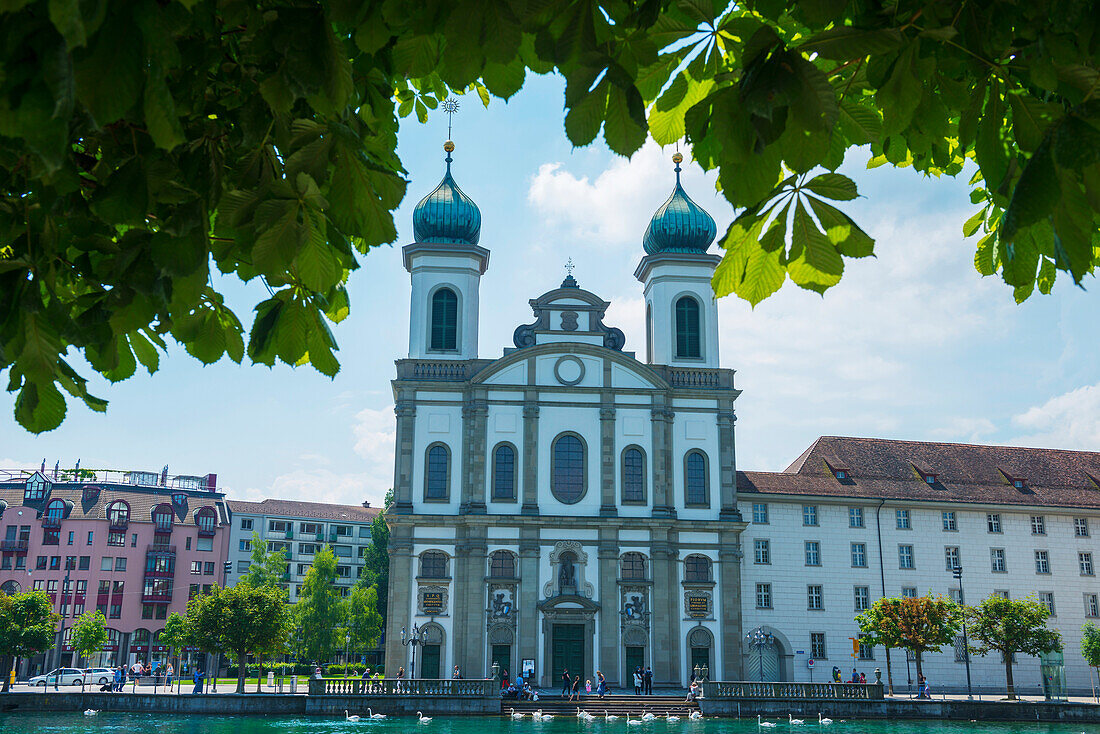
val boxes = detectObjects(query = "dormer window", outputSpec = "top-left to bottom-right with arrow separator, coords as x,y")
925,474 -> 937,484
152,504 -> 174,533
836,470 -> 848,480
172,493 -> 187,506
24,472 -> 50,501
1013,478 -> 1026,490
82,485 -> 101,501
825,462 -> 851,481
195,507 -> 217,536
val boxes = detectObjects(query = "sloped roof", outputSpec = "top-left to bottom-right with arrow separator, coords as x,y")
227,498 -> 379,522
0,484 -> 226,523
742,436 -> 1100,509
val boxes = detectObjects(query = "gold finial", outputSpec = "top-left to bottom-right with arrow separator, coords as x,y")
444,140 -> 455,153
672,152 -> 683,164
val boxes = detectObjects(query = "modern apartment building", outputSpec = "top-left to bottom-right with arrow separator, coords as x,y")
0,466 -> 231,676
226,499 -> 379,601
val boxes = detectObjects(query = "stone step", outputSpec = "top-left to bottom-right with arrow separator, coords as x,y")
502,697 -> 699,717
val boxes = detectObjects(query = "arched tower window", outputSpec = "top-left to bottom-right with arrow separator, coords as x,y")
675,296 -> 701,359
621,446 -> 646,504
684,450 -> 709,506
489,550 -> 516,578
429,288 -> 458,351
621,552 -> 647,580
684,554 -> 712,582
492,444 -> 516,501
425,444 -> 450,501
645,302 -> 653,363
551,434 -> 586,504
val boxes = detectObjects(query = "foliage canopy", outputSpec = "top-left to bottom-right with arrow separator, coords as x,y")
294,545 -> 345,665
856,594 -> 962,679
1083,622 -> 1100,669
0,589 -> 58,691
965,595 -> 1061,699
70,610 -> 109,665
1,0 -> 1098,432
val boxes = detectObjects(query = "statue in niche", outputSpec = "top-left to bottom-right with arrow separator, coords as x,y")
624,593 -> 646,619
491,591 -> 513,618
559,553 -> 577,589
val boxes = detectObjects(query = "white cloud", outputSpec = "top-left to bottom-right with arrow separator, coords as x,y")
929,417 -> 998,443
1011,383 -> 1100,450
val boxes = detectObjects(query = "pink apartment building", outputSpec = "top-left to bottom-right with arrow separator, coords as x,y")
0,467 -> 231,677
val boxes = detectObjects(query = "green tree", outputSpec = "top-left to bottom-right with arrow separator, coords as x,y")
69,610 -> 108,690
360,490 -> 392,626
295,546 -> 345,666
856,594 -> 962,684
966,595 -> 1062,700
0,589 -> 58,692
186,582 -> 291,694
3,1 -> 1099,434
160,612 -> 191,693
346,581 -> 384,667
1083,622 -> 1100,694
242,531 -> 289,593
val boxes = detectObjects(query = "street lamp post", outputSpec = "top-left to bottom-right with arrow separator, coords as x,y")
745,627 -> 774,683
952,564 -> 974,700
345,633 -> 351,679
54,563 -> 73,690
400,623 -> 426,680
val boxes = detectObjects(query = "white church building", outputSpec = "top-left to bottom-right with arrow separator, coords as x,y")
383,142 -> 1100,694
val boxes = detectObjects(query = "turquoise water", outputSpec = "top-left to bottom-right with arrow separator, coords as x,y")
1,713 -> 1094,734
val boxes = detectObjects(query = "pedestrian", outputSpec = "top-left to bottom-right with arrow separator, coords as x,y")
569,674 -> 581,702
396,665 -> 405,694
113,666 -> 122,692
585,679 -> 592,694
596,670 -> 607,698
850,668 -> 859,684
501,669 -> 509,690
166,662 -> 174,688
120,665 -> 128,691
561,668 -> 571,698
633,667 -> 642,695
831,666 -> 841,683
452,665 -> 462,679
644,666 -> 653,695
192,668 -> 204,695
859,672 -> 866,684
686,680 -> 699,702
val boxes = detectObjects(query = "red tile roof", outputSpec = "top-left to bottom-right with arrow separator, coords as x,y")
227,498 -> 379,522
741,436 -> 1100,509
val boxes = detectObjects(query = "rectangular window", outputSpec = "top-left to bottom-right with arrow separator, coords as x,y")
359,526 -> 371,538
1035,550 -> 1050,574
48,556 -> 60,570
336,565 -> 351,578
47,580 -> 58,593
237,560 -> 250,573
0,556 -> 9,570
901,587 -> 917,598
186,537 -> 192,550
131,533 -> 137,547
268,520 -> 290,533
1039,592 -> 1056,617
1080,552 -> 1094,576
334,525 -> 352,537
197,537 -> 212,551
36,556 -> 47,570
953,635 -> 967,663
1086,594 -> 1100,618
78,556 -> 90,570
810,633 -> 827,659
239,539 -> 251,552
898,545 -> 914,569
994,589 -> 1010,599
851,543 -> 867,568
204,561 -> 215,575
858,643 -> 874,661
752,503 -> 768,524
300,522 -> 323,535
945,546 -> 960,571
299,543 -> 318,556
849,507 -> 864,528
987,514 -> 1002,533
949,588 -> 963,604
854,586 -> 870,611
753,539 -> 770,565
189,584 -> 200,599
756,583 -> 772,609
942,511 -> 957,531
333,545 -> 353,558
14,555 -> 24,570
1031,516 -> 1046,535
990,548 -> 1006,573
109,604 -> 121,619
142,605 -> 154,620
241,518 -> 253,530
107,532 -> 125,546
802,505 -> 818,526
805,541 -> 821,566
191,561 -> 201,575
1074,518 -> 1090,538
67,531 -> 74,545
100,556 -> 112,571
896,509 -> 911,530
65,555 -> 76,570
807,585 -> 823,610
86,531 -> 93,546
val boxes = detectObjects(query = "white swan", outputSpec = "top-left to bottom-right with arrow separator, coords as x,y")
641,712 -> 657,721
626,714 -> 643,726
509,708 -> 525,719
533,710 -> 553,721
818,714 -> 833,725
368,708 -> 386,720
83,710 -> 99,716
605,712 -> 620,721
667,713 -> 681,722
790,715 -> 805,725
759,715 -> 778,728
690,711 -> 703,720
417,711 -> 432,724
345,711 -> 361,722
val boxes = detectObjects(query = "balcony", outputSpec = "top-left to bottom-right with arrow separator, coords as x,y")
141,592 -> 173,604
0,539 -> 28,553
144,567 -> 175,579
147,544 -> 176,556
41,516 -> 62,528
108,519 -> 129,532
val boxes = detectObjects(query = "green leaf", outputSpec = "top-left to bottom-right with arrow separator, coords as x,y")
392,35 -> 439,77
1053,115 -> 1100,170
482,61 -> 526,100
73,18 -> 142,125
876,44 -> 921,135
787,199 -> 843,293
974,232 -> 997,276
799,27 -> 902,60
565,80 -> 608,146
14,380 -> 67,434
999,226 -> 1039,289
962,208 -> 986,238
89,159 -> 148,225
143,68 -> 185,150
804,172 -> 858,201
129,330 -> 160,375
1000,140 -> 1060,246
603,85 -> 646,156
1036,258 -> 1057,294
975,81 -> 1009,190
806,196 -> 874,257
295,212 -> 340,291
48,0 -> 86,49
252,200 -> 303,275
329,150 -> 398,247
275,301 -> 310,366
838,99 -> 882,146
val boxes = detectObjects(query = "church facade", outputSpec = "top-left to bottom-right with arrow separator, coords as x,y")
383,143 -> 1100,692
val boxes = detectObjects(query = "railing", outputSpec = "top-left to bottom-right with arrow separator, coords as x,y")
41,516 -> 62,528
308,677 -> 497,697
706,681 -> 885,700
147,544 -> 176,556
109,520 -> 129,531
0,539 -> 28,552
0,467 -> 216,490
658,366 -> 734,390
141,592 -> 173,603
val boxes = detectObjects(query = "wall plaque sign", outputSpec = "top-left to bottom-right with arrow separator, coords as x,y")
688,595 -> 709,618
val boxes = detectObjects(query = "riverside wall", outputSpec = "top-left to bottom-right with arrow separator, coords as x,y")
699,698 -> 1100,723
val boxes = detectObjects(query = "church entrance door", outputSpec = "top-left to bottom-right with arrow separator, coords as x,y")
492,644 -> 511,680
421,644 -> 441,679
551,624 -> 585,687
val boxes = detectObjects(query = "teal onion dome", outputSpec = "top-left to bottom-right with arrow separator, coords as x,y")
642,153 -> 717,255
412,141 -> 482,245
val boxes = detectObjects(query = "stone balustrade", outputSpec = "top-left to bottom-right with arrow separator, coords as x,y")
307,677 -> 496,697
706,681 -> 885,700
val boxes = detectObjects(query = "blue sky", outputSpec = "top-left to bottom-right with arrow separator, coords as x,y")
4,73 -> 1098,507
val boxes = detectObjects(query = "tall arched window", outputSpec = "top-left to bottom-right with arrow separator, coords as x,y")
675,296 -> 701,359
419,551 -> 449,578
194,507 -> 217,536
45,499 -> 66,521
489,550 -> 516,578
429,288 -> 458,351
425,444 -> 450,501
684,450 -> 709,506
107,501 -> 130,527
621,552 -> 647,580
152,504 -> 173,532
492,444 -> 516,501
621,446 -> 646,504
551,433 -> 586,504
684,554 -> 712,582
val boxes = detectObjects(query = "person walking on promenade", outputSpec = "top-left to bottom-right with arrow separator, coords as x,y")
166,662 -> 174,688
596,671 -> 607,698
112,666 -> 122,692
192,668 -> 204,695
501,669 -> 509,690
569,674 -> 581,702
633,668 -> 642,695
644,666 -> 653,695
561,668 -> 571,698
452,665 -> 461,679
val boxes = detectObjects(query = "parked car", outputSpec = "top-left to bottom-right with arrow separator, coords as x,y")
83,668 -> 113,686
28,668 -> 85,687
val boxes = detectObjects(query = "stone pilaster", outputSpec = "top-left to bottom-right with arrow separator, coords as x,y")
717,406 -> 741,520
521,395 -> 540,516
650,528 -> 681,684
518,529 -> 540,679
650,396 -> 676,518
384,527 -> 414,674
460,394 -> 489,514
599,404 -> 617,516
718,530 -> 744,679
597,526 -> 620,685
453,525 -> 488,675
392,394 -> 417,514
